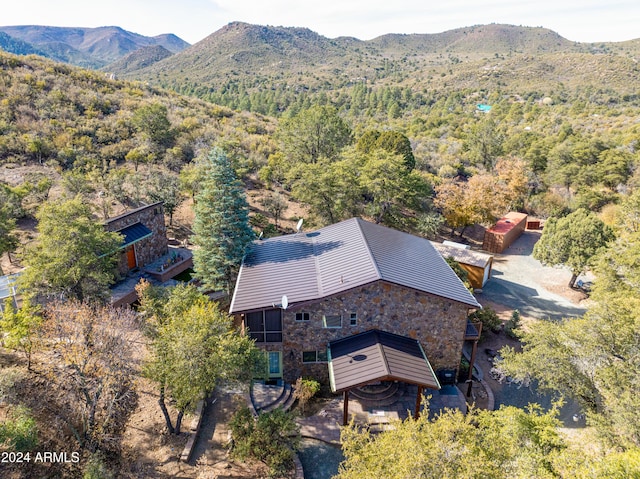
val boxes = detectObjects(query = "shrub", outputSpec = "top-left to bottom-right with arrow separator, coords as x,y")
229,406 -> 300,478
0,405 -> 38,451
293,377 -> 321,414
468,307 -> 501,336
83,453 -> 115,479
505,310 -> 521,339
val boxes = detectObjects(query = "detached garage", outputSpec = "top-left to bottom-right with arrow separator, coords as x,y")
430,242 -> 494,289
482,212 -> 527,254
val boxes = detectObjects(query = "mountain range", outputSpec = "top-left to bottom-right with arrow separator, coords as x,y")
3,22 -> 640,103
0,25 -> 189,68
108,22 -> 640,101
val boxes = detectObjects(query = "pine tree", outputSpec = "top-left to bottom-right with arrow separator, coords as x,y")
192,147 -> 255,293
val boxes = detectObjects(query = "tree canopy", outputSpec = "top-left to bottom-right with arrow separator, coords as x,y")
138,281 -> 261,435
532,208 -> 614,288
275,104 -> 352,164
192,147 -> 255,293
19,197 -> 122,303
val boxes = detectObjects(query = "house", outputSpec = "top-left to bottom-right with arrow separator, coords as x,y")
430,241 -> 494,289
105,202 -> 193,307
230,218 -> 481,386
105,202 -> 169,276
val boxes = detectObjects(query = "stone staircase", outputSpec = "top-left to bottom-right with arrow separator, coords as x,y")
350,381 -> 407,408
251,381 -> 296,414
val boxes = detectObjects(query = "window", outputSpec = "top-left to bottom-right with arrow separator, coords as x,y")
302,349 -> 328,363
349,312 -> 357,326
323,314 -> 342,329
245,309 -> 282,343
295,312 -> 310,322
302,351 -> 317,363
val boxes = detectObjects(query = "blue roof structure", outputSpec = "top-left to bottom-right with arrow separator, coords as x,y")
116,222 -> 152,248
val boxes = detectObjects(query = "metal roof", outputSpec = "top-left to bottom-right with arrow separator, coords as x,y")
0,273 -> 20,301
230,217 -> 481,313
487,212 -> 528,235
116,222 -> 153,248
328,329 -> 441,392
104,201 -> 163,226
430,242 -> 493,269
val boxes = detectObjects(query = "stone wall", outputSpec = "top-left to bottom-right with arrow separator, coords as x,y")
267,281 -> 471,385
105,202 -> 168,276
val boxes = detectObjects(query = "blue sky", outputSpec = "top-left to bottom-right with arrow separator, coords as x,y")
2,0 -> 639,45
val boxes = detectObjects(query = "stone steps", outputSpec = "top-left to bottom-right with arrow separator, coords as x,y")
251,381 -> 296,414
350,381 -> 400,402
352,383 -> 407,408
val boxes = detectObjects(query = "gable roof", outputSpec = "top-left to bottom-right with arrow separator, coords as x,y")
430,241 -> 493,269
328,329 -> 441,392
229,217 -> 481,313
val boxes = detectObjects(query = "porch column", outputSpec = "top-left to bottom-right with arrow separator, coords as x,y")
414,385 -> 423,419
343,390 -> 349,426
467,322 -> 482,397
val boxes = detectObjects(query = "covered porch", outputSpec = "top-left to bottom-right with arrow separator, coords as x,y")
328,329 -> 441,426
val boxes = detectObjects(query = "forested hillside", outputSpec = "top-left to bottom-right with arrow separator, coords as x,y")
114,22 -> 640,118
1,20 -> 640,477
0,50 -> 276,252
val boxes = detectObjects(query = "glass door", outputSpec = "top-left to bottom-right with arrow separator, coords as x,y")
267,351 -> 282,379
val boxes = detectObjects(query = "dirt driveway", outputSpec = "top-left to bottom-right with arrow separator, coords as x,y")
475,230 -> 589,321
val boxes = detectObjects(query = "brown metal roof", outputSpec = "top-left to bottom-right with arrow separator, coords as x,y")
430,242 -> 493,269
230,217 -> 481,313
328,330 -> 441,392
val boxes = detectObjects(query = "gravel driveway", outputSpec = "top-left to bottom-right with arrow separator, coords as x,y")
475,230 -> 588,321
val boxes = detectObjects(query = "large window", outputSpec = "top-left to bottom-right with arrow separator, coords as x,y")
246,309 -> 282,343
323,314 -> 342,329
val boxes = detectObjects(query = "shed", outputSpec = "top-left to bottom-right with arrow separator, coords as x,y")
431,242 -> 494,289
482,212 -> 527,254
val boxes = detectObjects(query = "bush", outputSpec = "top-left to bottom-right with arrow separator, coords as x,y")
505,310 -> 521,339
293,377 -> 320,414
468,307 -> 501,335
229,406 -> 300,478
0,366 -> 23,404
83,453 -> 115,479
0,405 -> 38,451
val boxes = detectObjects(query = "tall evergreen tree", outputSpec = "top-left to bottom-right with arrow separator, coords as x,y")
192,147 -> 255,293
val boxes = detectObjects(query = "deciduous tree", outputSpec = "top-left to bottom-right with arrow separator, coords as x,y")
38,301 -> 140,452
337,405 -> 566,479
139,282 -> 260,435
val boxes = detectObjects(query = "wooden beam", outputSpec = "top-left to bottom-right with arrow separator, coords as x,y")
414,385 -> 423,420
343,390 -> 349,426
467,328 -> 481,397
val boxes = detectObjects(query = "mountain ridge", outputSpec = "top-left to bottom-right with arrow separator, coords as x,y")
0,25 -> 189,68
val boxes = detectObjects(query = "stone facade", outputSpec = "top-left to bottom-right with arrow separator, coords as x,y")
105,202 -> 169,277
245,280 -> 471,385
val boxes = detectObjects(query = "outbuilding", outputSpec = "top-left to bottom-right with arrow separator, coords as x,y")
482,212 -> 528,254
430,241 -> 494,289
